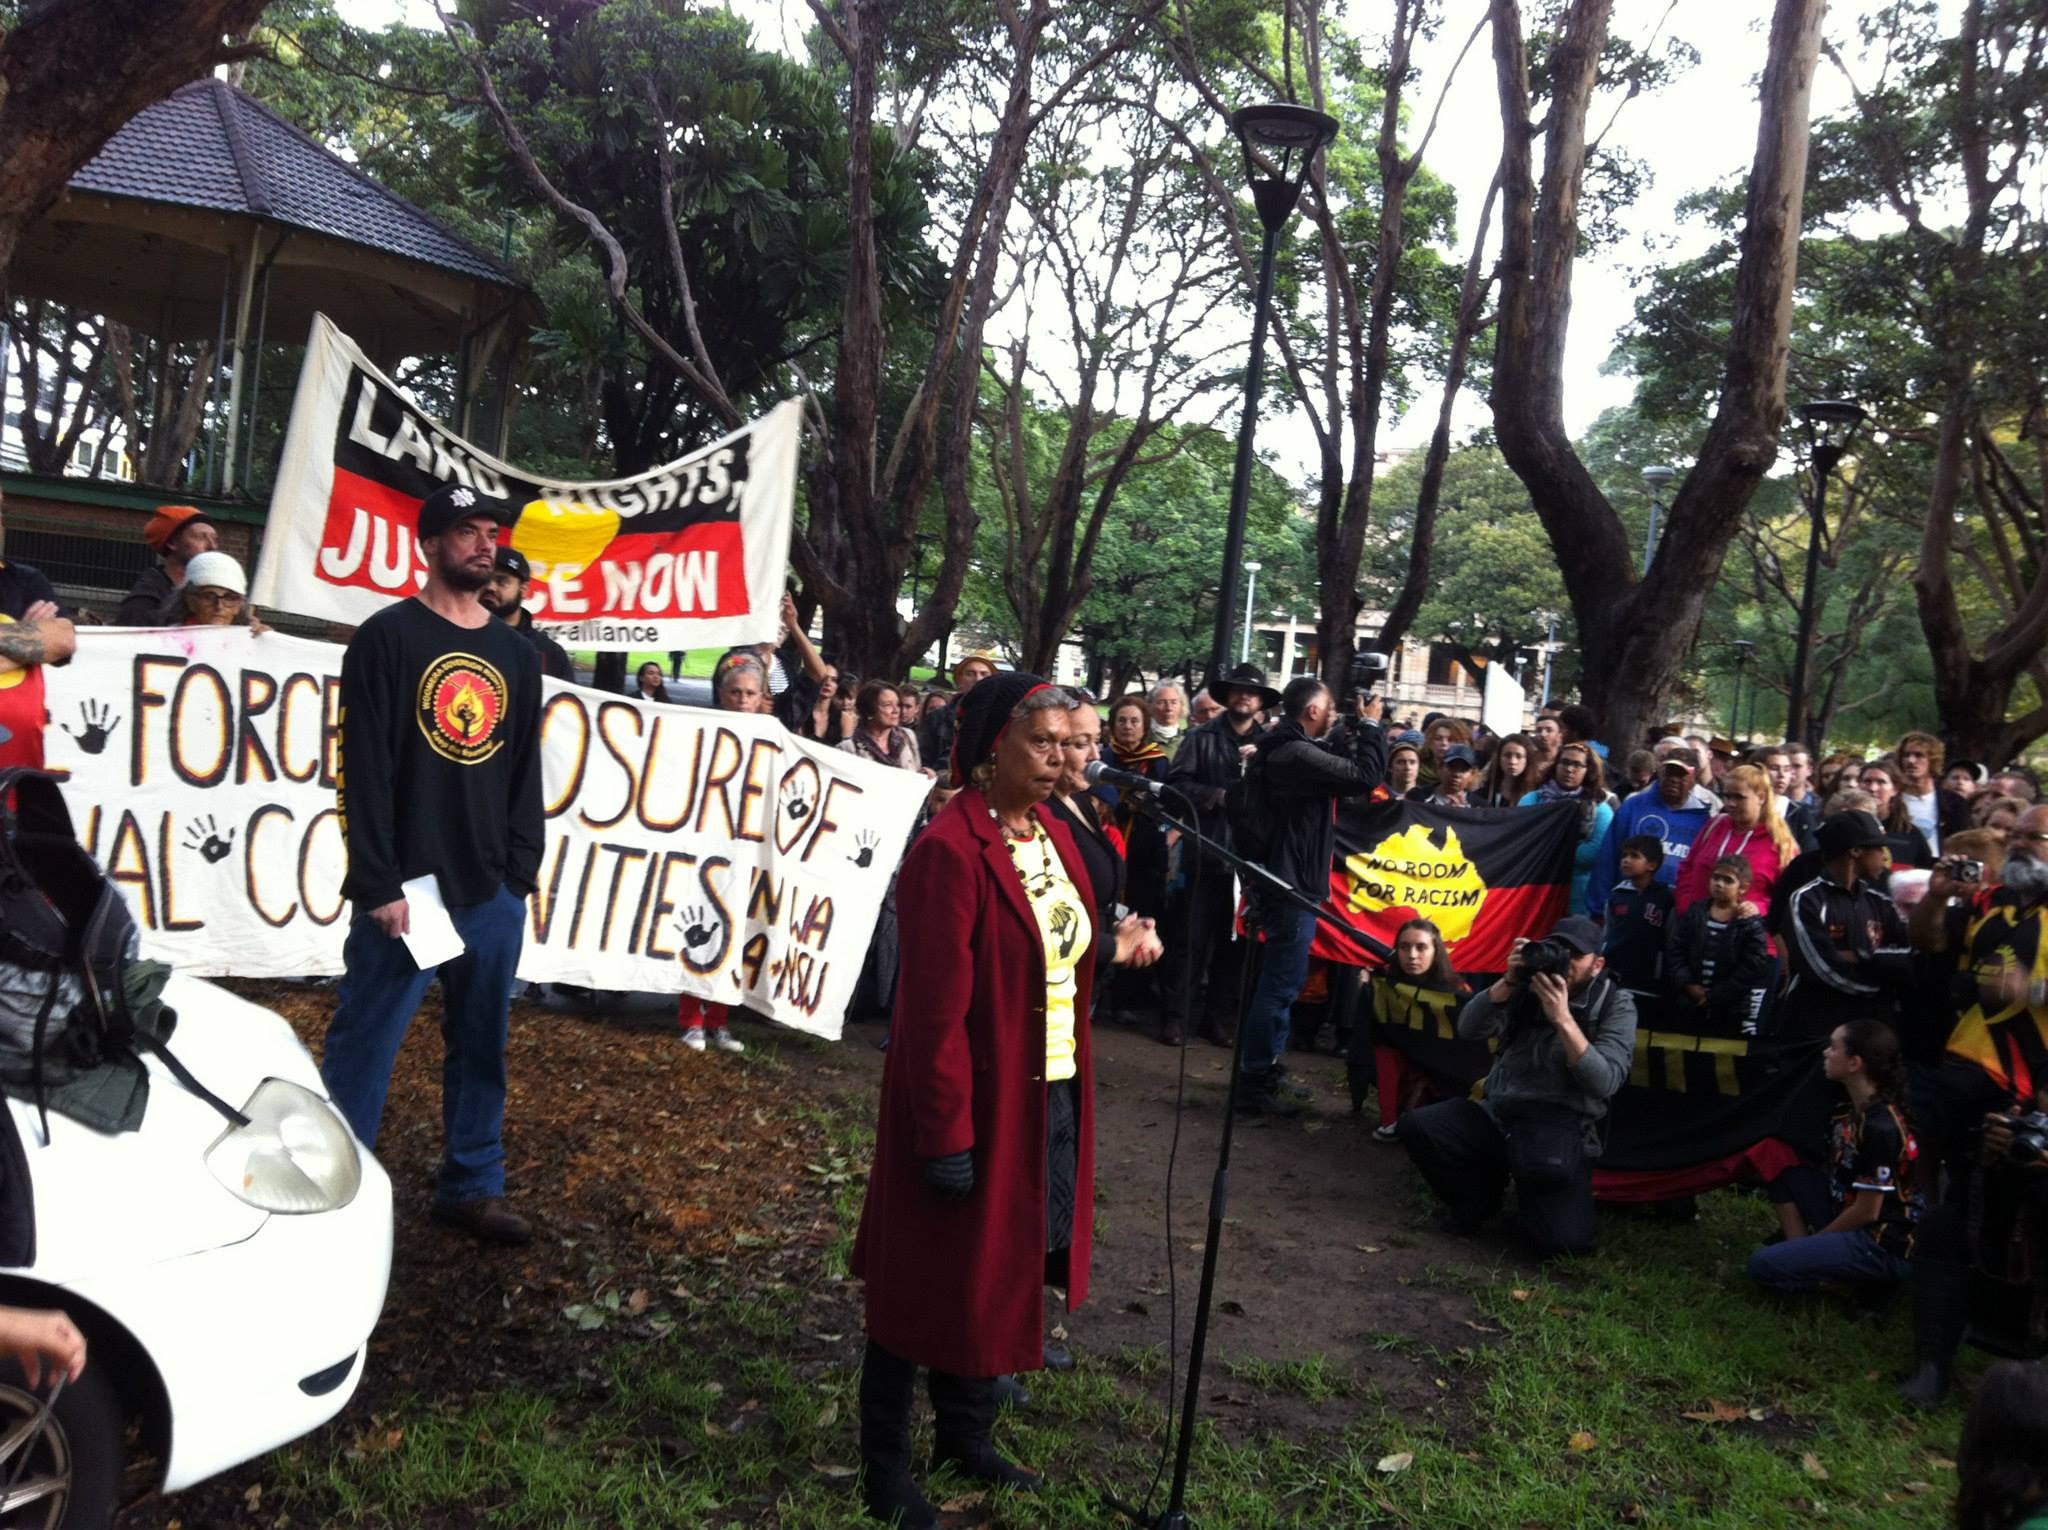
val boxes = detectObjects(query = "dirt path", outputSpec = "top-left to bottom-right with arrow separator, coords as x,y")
830,1016 -> 1516,1436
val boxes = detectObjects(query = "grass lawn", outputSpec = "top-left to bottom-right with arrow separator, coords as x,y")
242,1066 -> 1970,1530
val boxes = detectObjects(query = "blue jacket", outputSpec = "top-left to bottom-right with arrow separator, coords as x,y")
1589,781 -> 1719,909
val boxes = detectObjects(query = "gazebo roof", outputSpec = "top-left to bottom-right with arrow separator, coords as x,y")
71,78 -> 516,290
13,78 -> 534,365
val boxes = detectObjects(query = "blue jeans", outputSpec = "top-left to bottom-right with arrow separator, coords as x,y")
321,884 -> 527,1206
1746,1227 -> 1908,1291
1240,904 -> 1318,1076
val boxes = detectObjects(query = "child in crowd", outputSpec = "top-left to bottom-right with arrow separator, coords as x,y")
1666,854 -> 1773,1037
1601,835 -> 1674,1001
1746,1018 -> 1923,1291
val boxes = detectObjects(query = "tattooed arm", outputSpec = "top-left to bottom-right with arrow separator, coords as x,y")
0,614 -> 76,675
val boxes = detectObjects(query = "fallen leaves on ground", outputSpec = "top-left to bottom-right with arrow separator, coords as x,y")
1568,1431 -> 1598,1452
1376,1451 -> 1414,1474
1681,1399 -> 1747,1424
1801,1452 -> 1830,1480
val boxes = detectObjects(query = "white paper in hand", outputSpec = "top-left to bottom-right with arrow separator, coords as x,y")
399,874 -> 466,970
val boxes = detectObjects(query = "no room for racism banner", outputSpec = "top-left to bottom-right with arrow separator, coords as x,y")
252,314 -> 799,651
39,628 -> 926,1038
1311,799 -> 1582,973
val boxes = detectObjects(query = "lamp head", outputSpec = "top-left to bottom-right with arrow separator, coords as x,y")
1639,464 -> 1678,488
1230,103 -> 1340,232
1793,398 -> 1867,458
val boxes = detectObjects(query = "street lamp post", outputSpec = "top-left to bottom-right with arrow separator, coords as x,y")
1239,561 -> 1262,663
1730,639 -> 1755,740
1786,399 -> 1867,750
1640,464 -> 1678,573
1206,103 -> 1339,690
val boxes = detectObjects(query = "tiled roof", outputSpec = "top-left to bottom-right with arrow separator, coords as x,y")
70,78 -> 520,290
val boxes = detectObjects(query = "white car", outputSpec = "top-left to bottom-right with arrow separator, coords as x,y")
0,974 -> 392,1527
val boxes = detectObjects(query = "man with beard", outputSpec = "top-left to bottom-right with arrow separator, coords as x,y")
321,483 -> 545,1246
483,546 -> 573,681
1162,663 -> 1280,1046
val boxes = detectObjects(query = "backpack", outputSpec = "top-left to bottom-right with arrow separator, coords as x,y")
0,767 -> 244,1142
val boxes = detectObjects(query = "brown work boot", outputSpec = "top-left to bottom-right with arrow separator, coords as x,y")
431,1195 -> 533,1246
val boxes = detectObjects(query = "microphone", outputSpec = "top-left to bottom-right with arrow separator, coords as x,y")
1085,760 -> 1161,794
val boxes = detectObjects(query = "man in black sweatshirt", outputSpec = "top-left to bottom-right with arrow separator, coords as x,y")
321,482 -> 545,1246
1231,675 -> 1387,1114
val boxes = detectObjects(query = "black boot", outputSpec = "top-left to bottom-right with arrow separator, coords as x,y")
1233,1067 -> 1302,1118
1347,1062 -> 1373,1114
1898,1258 -> 1972,1409
928,1370 -> 1045,1492
860,1341 -> 938,1527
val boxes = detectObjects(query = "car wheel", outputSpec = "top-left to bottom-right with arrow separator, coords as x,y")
0,1358 -> 121,1530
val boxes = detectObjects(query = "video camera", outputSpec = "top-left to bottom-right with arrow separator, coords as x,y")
1344,649 -> 1389,709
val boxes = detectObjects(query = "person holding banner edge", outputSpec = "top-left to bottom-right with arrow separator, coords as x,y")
321,482 -> 545,1247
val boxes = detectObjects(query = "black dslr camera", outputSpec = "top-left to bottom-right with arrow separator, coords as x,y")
2005,1110 -> 2048,1165
1517,937 -> 1576,980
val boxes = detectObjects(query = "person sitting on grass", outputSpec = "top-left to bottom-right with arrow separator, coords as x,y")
1666,854 -> 1774,1038
1745,1019 -> 1924,1293
1351,917 -> 1469,1137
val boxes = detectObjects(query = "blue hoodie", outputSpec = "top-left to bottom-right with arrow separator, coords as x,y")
1589,779 -> 1719,909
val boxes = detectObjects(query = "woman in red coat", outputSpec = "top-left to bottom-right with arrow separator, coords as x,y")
852,672 -> 1160,1528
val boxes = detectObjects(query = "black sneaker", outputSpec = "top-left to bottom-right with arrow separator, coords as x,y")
1234,1074 -> 1303,1117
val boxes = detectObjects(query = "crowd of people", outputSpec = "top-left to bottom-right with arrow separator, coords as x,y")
4,487 -> 2047,1527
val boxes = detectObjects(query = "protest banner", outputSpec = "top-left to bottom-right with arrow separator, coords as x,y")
1311,798 -> 1582,972
251,314 -> 799,651
40,627 -> 926,1039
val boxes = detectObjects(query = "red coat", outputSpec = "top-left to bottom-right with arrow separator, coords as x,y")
852,790 -> 1098,1377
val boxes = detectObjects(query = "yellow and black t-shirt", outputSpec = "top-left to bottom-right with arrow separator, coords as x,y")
1945,888 -> 2048,1098
1003,818 -> 1091,1082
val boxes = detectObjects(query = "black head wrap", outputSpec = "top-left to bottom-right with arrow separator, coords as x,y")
950,670 -> 1047,783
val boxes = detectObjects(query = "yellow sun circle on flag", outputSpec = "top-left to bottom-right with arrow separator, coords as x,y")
1342,822 -> 1488,943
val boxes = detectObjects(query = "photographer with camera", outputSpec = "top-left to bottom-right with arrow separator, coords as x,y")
1897,802 -> 2048,1406
1396,917 -> 1638,1257
1229,673 -> 1387,1116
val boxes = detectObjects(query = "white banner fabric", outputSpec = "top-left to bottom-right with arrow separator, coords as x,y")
41,628 -> 926,1039
252,314 -> 799,653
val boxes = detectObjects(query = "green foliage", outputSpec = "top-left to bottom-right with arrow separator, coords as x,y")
1365,444 -> 1570,656
1062,426 -> 1312,683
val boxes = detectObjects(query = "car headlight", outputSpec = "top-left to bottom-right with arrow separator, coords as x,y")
205,1078 -> 363,1214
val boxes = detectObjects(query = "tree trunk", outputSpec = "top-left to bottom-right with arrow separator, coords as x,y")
1486,0 -> 1823,752
0,2 -> 271,304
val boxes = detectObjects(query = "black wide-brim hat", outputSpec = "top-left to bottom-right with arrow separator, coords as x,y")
1208,662 -> 1281,710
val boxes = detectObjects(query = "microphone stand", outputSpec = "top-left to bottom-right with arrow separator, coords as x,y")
1107,788 -> 1388,1530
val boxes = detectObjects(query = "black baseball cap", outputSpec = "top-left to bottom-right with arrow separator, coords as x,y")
418,482 -> 516,540
1442,744 -> 1478,769
494,545 -> 533,582
1817,809 -> 1888,857
1548,916 -> 1603,955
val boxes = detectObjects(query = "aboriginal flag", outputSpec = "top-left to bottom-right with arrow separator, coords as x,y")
1312,799 -> 1581,973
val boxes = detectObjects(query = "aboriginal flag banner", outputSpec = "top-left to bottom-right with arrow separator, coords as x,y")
254,315 -> 799,651
1310,799 -> 1581,973
1596,1012 -> 1830,1173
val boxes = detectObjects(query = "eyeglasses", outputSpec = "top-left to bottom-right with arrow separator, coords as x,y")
2008,830 -> 2048,845
1557,758 -> 1587,769
192,588 -> 243,606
